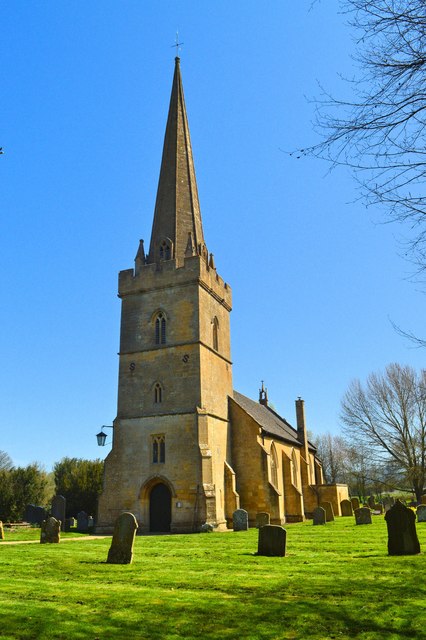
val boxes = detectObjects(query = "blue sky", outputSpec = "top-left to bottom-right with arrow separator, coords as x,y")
2,1 -> 425,471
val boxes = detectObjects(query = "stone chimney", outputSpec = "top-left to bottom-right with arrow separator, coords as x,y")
295,397 -> 309,461
259,381 -> 268,406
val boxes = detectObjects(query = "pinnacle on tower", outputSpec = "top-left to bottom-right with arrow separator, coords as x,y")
148,57 -> 205,265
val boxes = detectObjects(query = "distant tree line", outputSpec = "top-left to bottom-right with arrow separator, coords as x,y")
0,454 -> 104,522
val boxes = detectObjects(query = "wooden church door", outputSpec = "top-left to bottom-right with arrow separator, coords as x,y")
149,483 -> 172,532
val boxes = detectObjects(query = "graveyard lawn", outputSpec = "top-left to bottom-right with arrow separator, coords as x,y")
0,517 -> 425,639
0,528 -> 90,542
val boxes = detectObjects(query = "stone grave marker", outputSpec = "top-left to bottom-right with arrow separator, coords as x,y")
417,505 -> 426,523
0,521 -> 4,540
40,516 -> 61,544
340,499 -> 353,517
24,504 -> 37,524
34,506 -> 47,525
354,507 -> 372,525
350,497 -> 360,511
257,525 -> 287,557
256,512 -> 270,528
51,495 -> 66,531
88,516 -> 94,530
320,501 -> 334,522
367,496 -> 375,509
233,509 -> 249,531
107,512 -> 138,564
372,503 -> 383,514
200,522 -> 214,533
77,511 -> 89,532
421,495 -> 426,505
385,500 -> 420,555
312,506 -> 326,525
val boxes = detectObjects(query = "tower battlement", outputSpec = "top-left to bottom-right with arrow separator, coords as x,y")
118,253 -> 232,309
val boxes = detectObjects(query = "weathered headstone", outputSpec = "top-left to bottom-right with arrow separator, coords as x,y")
421,494 -> 426,505
340,499 -> 353,517
385,500 -> 420,555
372,503 -> 383,514
256,512 -> 270,528
233,509 -> 249,531
77,511 -> 89,532
51,495 -> 66,531
0,521 -> 4,540
40,517 -> 61,544
24,504 -> 37,523
354,507 -> 372,525
417,505 -> 426,523
312,506 -> 326,525
200,522 -> 214,533
257,525 -> 287,557
88,516 -> 95,530
107,512 -> 138,564
367,496 -> 375,509
319,501 -> 334,522
350,497 -> 360,511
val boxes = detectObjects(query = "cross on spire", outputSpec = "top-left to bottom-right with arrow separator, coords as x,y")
172,31 -> 184,57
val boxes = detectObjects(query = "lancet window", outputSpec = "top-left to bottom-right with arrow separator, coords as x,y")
155,312 -> 167,345
212,317 -> 219,351
270,443 -> 278,488
154,382 -> 163,404
152,435 -> 165,464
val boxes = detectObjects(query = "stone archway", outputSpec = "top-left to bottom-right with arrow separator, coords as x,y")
149,483 -> 172,532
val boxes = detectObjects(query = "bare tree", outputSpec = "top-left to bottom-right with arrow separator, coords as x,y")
302,1 -> 426,270
341,363 -> 426,500
0,451 -> 13,471
313,432 -> 349,483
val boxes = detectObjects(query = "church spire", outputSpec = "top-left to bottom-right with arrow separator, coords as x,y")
148,57 -> 205,265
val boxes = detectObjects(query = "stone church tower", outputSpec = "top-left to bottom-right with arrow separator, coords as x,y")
96,58 -> 238,533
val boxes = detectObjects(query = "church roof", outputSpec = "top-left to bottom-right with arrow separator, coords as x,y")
148,57 -> 205,265
232,390 -> 317,451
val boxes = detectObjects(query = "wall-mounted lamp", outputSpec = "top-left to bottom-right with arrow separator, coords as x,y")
96,425 -> 113,447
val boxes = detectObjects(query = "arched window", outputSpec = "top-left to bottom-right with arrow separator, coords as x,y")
152,435 -> 165,464
291,449 -> 300,490
159,239 -> 172,260
270,443 -> 278,488
212,317 -> 219,351
155,312 -> 167,345
154,383 -> 163,404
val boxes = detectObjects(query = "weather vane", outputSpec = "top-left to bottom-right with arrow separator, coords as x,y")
172,31 -> 184,56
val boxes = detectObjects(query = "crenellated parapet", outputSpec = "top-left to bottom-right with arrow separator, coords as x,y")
119,249 -> 232,310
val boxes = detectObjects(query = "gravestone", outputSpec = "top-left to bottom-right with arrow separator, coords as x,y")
355,507 -> 372,525
24,504 -> 37,523
417,505 -> 426,523
350,497 -> 360,511
40,517 -> 61,544
0,521 -> 4,540
372,503 -> 383,514
367,496 -> 376,509
421,495 -> 426,505
233,509 -> 249,531
320,501 -> 334,522
257,525 -> 287,557
200,522 -> 214,533
34,506 -> 47,525
385,500 -> 420,555
256,512 -> 270,528
340,499 -> 353,517
313,506 -> 326,525
77,511 -> 89,532
51,495 -> 66,531
107,512 -> 138,564
88,516 -> 94,530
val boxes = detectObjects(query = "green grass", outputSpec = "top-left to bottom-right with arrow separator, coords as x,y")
1,517 -> 426,639
1,528 -> 90,542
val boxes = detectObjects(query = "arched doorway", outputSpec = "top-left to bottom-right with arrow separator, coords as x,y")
149,483 -> 172,532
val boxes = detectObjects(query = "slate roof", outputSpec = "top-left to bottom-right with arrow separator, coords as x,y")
232,390 -> 317,452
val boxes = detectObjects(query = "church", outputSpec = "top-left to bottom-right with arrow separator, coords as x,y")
96,58 -> 348,533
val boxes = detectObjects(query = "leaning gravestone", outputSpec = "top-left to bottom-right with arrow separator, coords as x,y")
256,512 -> 270,528
0,521 -> 4,540
51,495 -> 66,531
417,505 -> 426,523
313,506 -> 326,525
385,500 -> 420,555
320,501 -> 334,522
340,499 -> 353,517
355,507 -> 372,525
107,512 -> 138,564
77,511 -> 89,532
350,497 -> 360,511
257,525 -> 287,557
233,509 -> 249,531
40,517 -> 61,544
